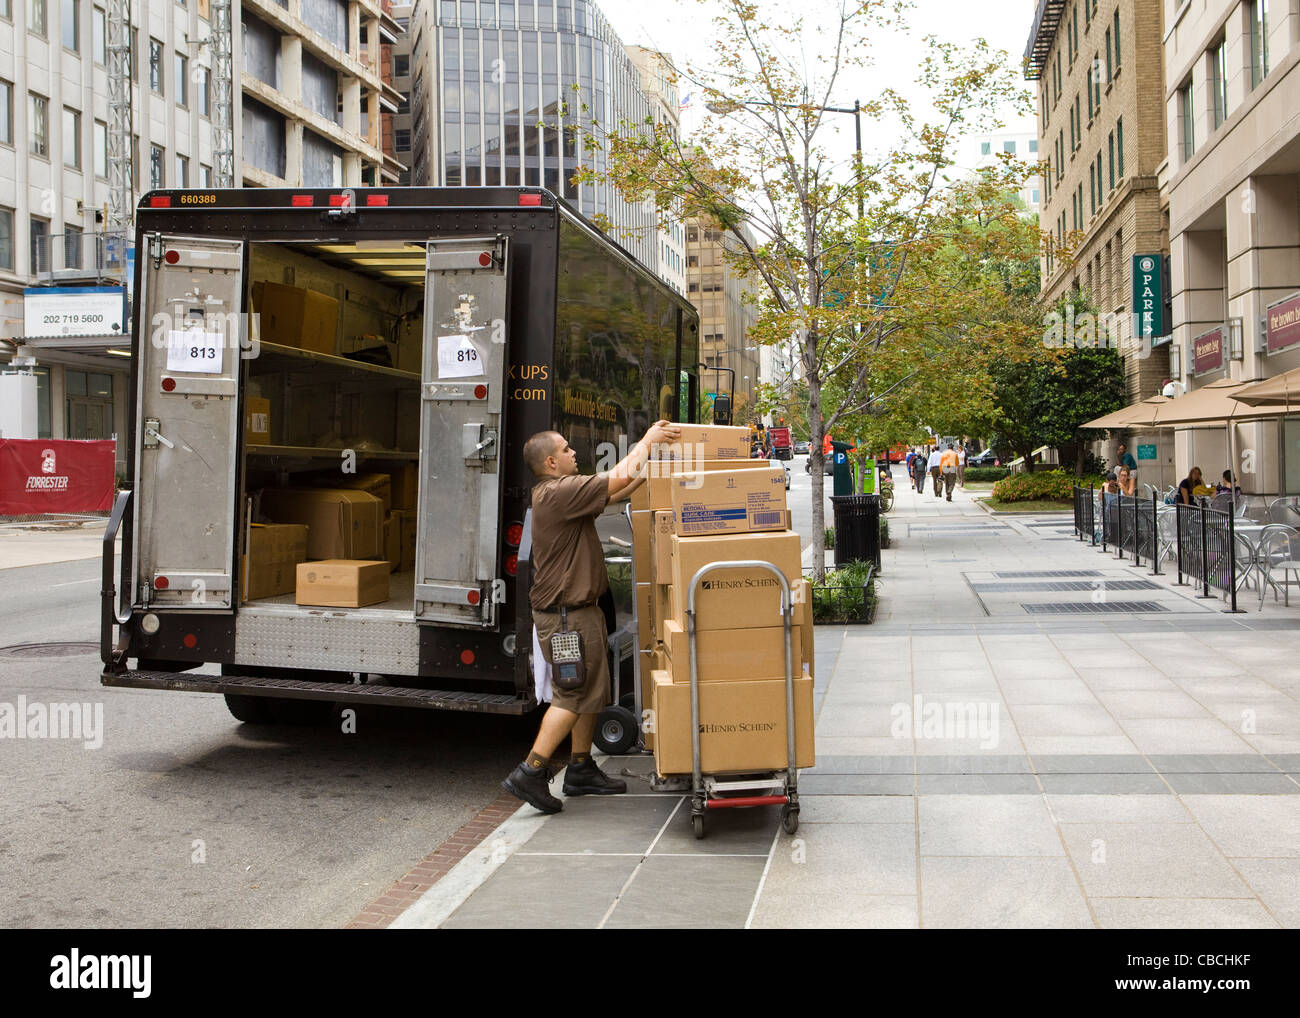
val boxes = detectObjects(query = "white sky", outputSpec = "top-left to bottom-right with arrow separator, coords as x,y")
597,0 -> 1038,172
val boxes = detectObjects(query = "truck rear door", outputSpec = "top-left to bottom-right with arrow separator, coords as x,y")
414,236 -> 509,628
132,234 -> 245,609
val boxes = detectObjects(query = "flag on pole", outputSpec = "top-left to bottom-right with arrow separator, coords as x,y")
679,93 -> 692,111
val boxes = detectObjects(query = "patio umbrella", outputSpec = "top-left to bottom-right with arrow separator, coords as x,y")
1231,366 -> 1300,409
1078,394 -> 1171,430
1148,378 -> 1283,426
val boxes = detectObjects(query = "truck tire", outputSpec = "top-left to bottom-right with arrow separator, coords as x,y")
224,694 -> 273,724
266,698 -> 335,726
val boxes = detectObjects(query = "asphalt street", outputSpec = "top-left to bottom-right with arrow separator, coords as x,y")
0,554 -> 529,928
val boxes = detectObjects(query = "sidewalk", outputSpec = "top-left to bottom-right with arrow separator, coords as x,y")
389,476 -> 1300,928
0,521 -> 111,570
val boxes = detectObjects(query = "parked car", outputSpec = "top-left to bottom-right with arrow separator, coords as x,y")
793,439 -> 810,455
805,455 -> 834,475
969,448 -> 999,466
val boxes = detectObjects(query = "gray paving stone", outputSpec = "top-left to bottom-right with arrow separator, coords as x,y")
1044,794 -> 1193,823
652,799 -> 779,856
1037,772 -> 1170,794
1162,772 -> 1300,794
1029,754 -> 1155,774
603,855 -> 767,928
518,794 -> 679,855
914,754 -> 1033,774
915,773 -> 1041,794
799,773 -> 915,795
1091,897 -> 1278,929
798,795 -> 916,824
919,795 -> 1063,856
1231,858 -> 1300,928
440,855 -> 638,929
1179,795 -> 1300,857
1148,753 -> 1281,773
1058,823 -> 1252,898
919,857 -> 1092,928
806,755 -> 915,775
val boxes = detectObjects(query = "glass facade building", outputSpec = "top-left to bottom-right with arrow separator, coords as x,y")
411,0 -> 658,269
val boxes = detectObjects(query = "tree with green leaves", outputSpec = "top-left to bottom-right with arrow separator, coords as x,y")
575,0 -> 1032,578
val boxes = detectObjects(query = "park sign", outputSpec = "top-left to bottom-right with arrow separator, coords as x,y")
1266,290 -> 1300,353
1132,254 -> 1167,343
1192,326 -> 1225,376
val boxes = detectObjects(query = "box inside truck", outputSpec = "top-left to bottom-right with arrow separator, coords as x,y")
240,241 -> 426,614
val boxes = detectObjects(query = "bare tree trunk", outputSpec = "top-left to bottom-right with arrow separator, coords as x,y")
809,374 -> 826,584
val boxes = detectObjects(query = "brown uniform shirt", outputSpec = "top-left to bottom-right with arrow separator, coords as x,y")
529,473 -> 610,612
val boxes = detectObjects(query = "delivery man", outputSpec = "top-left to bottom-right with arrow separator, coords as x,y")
502,420 -> 682,814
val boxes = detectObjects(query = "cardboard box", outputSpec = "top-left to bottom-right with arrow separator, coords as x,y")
384,514 -> 401,573
254,281 -> 339,355
670,466 -> 787,537
389,462 -> 419,511
653,583 -> 672,639
630,457 -> 772,511
260,488 -> 384,561
631,509 -> 651,581
669,531 -> 802,631
798,579 -> 814,678
245,396 -> 271,446
635,582 -> 653,651
661,619 -> 802,683
242,523 -> 308,600
295,559 -> 390,608
651,510 -> 674,581
652,670 -> 815,775
652,424 -> 751,461
322,472 -> 391,514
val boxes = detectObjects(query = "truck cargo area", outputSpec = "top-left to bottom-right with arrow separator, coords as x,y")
241,239 -> 425,617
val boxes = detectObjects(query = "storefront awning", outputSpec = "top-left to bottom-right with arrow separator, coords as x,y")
1231,367 -> 1300,409
1148,378 -> 1289,426
1079,395 -> 1171,430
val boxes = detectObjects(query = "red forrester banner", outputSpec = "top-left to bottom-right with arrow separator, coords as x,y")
0,440 -> 116,514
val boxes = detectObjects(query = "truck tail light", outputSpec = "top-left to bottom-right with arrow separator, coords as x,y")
365,194 -> 389,206
164,249 -> 180,264
291,194 -> 314,207
183,634 -> 197,649
505,521 -> 523,547
460,649 -> 476,665
519,193 -> 542,206
473,385 -> 487,400
504,554 -> 518,576
154,576 -> 170,590
149,196 -> 172,208
328,193 -> 352,207
466,589 -> 481,605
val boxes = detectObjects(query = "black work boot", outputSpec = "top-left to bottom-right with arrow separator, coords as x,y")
502,760 -> 563,814
562,757 -> 627,796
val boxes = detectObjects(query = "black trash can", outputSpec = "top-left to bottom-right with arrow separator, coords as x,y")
831,493 -> 881,570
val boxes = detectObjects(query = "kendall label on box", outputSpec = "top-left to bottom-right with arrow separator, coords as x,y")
671,467 -> 787,536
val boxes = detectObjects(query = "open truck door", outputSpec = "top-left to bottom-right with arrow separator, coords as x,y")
132,235 -> 245,611
415,236 -> 510,627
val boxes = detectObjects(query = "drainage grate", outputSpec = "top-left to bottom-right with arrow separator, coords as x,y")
1022,601 -> 1171,614
974,580 -> 1160,593
0,641 -> 99,659
995,570 -> 1103,578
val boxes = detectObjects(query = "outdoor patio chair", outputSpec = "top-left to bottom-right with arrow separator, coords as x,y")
1257,526 -> 1300,608
1267,496 -> 1300,527
1156,507 -> 1178,571
1142,482 -> 1159,501
1210,492 -> 1234,514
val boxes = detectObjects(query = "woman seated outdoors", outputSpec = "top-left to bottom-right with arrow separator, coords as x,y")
1217,470 -> 1243,497
1116,466 -> 1136,497
1178,466 -> 1207,505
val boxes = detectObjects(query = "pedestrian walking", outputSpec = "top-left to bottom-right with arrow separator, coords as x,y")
927,446 -> 943,497
956,444 -> 967,488
940,444 -> 959,501
503,420 -> 681,814
912,448 -> 927,493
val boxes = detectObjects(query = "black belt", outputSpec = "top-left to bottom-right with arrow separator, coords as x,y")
534,599 -> 597,615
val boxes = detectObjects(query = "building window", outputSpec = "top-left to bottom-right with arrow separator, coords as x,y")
1212,39 -> 1228,129
0,207 -> 12,270
30,216 -> 48,273
1089,162 -> 1096,216
1031,188 -> 1040,206
150,143 -> 164,188
175,153 -> 188,186
0,80 -> 11,145
93,119 -> 106,176
30,0 -> 45,36
93,5 -> 105,63
30,93 -> 49,157
1003,139 -> 1016,154
1092,53 -> 1102,112
1096,150 -> 1103,205
1087,71 -> 1095,120
149,38 -> 164,95
394,128 -> 410,149
198,68 -> 210,117
0,0 -> 9,18
63,224 -> 82,270
1029,139 -> 1038,153
62,106 -> 80,168
199,163 -> 212,186
1179,85 -> 1194,161
61,0 -> 77,50
980,140 -> 991,156
1113,10 -> 1121,69
1108,131 -> 1115,191
1073,95 -> 1080,149
1250,0 -> 1270,88
394,54 -> 409,77
1116,117 -> 1124,177
1069,104 -> 1076,151
175,53 -> 188,107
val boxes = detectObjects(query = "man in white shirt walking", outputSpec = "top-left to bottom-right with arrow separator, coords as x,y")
926,446 -> 943,497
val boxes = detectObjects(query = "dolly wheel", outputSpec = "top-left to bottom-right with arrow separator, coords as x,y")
593,705 -> 637,755
781,806 -> 799,835
693,813 -> 706,839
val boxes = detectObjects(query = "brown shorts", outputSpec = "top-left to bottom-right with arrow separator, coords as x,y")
534,603 -> 610,715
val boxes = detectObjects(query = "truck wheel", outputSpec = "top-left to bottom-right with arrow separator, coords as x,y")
593,705 -> 637,755
267,697 -> 335,726
224,694 -> 273,724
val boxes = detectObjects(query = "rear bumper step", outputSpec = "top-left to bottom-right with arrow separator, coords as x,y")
101,669 -> 537,715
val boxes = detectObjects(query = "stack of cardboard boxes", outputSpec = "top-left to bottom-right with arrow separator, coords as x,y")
247,463 -> 420,608
630,425 -> 815,776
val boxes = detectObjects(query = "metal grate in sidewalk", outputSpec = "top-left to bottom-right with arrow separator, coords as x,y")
995,570 -> 1103,578
973,579 -> 1160,593
1021,601 -> 1170,614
